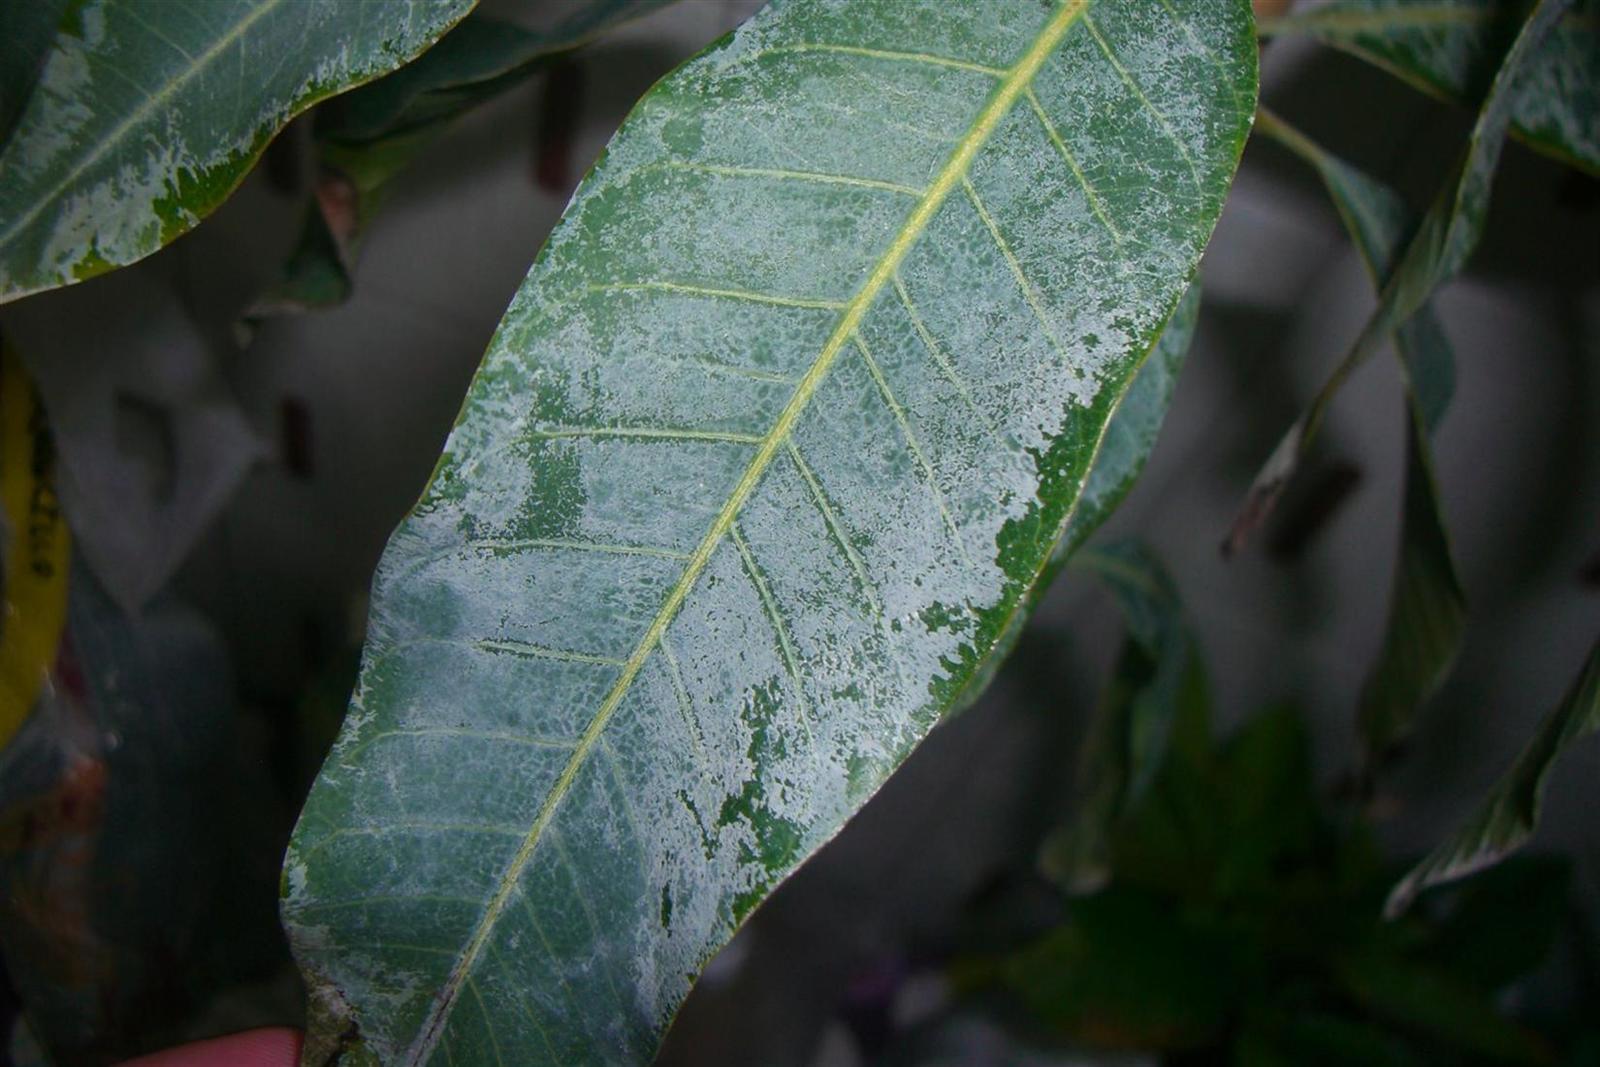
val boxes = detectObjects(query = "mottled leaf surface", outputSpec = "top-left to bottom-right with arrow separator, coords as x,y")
951,284 -> 1199,720
283,1 -> 1257,1063
1259,0 -> 1600,174
1387,637 -> 1600,917
1058,284 -> 1199,560
1229,0 -> 1570,551
1254,110 -> 1466,769
0,0 -> 473,304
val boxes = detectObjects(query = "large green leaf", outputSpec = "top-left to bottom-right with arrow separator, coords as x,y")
1228,0 -> 1571,550
0,0 -> 474,304
282,0 -> 1258,1062
1387,636 -> 1600,917
1253,110 -> 1467,771
256,1 -> 675,316
1258,0 -> 1600,175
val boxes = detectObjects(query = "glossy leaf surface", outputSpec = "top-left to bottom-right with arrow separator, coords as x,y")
1387,636 -> 1600,916
1228,0 -> 1570,551
283,1 -> 1257,1062
0,0 -> 473,304
1258,0 -> 1600,174
1253,110 -> 1467,769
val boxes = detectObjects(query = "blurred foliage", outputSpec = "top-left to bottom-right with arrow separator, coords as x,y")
961,543 -> 1591,1067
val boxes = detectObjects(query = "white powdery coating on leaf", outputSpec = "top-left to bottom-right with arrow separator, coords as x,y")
282,0 -> 1256,1062
0,0 -> 468,297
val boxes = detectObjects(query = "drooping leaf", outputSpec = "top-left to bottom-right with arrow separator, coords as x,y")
1227,0 -> 1571,551
1252,109 -> 1467,769
1040,540 -> 1208,893
1251,109 -> 1456,432
1257,0 -> 1600,175
0,0 -> 474,304
255,2 -> 673,316
1387,636 -> 1600,917
282,0 -> 1259,1062
1356,414 -> 1467,767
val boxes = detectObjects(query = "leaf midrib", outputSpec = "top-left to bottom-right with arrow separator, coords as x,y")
402,2 -> 1089,1059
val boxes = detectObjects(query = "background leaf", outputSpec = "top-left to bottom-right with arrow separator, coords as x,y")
1039,540 -> 1209,893
282,0 -> 1258,1062
0,0 -> 474,304
255,1 -> 675,316
1387,636 -> 1600,917
996,889 -> 1243,1051
1258,0 -> 1600,175
1356,414 -> 1467,768
1417,856 -> 1570,992
1228,0 -> 1572,551
1253,109 -> 1468,771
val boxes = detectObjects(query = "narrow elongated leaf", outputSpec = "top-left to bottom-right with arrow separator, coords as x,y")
1227,0 -> 1571,551
1253,110 -> 1467,768
1258,0 -> 1600,175
1386,636 -> 1600,917
282,1 -> 1258,1063
0,0 -> 474,304
1040,541 -> 1209,893
1356,415 -> 1466,766
256,2 -> 674,315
